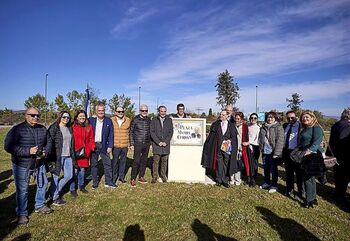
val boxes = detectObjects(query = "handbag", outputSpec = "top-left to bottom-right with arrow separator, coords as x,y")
324,143 -> 338,168
290,148 -> 306,164
75,127 -> 87,160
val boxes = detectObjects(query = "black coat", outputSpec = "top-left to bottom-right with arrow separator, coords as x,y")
4,121 -> 52,169
129,115 -> 151,145
150,115 -> 174,155
201,120 -> 238,175
327,119 -> 350,166
48,122 -> 76,175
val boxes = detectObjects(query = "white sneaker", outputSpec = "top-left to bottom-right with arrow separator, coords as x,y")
235,182 -> 241,186
260,183 -> 270,189
268,187 -> 277,193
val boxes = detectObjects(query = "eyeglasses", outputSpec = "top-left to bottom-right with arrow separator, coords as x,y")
117,111 -> 124,113
288,117 -> 296,120
27,114 -> 40,118
62,116 -> 70,120
140,110 -> 148,113
250,117 -> 257,120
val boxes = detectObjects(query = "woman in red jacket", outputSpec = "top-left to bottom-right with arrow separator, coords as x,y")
69,110 -> 95,196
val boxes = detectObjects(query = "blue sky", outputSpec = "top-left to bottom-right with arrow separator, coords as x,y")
1,0 -> 349,116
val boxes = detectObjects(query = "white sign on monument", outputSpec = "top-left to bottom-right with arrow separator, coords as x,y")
168,118 -> 206,183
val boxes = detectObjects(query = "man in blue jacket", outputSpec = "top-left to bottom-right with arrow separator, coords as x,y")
89,102 -> 115,189
4,107 -> 53,225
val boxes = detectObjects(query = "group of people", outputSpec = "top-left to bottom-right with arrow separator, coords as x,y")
202,106 -> 350,209
4,103 -> 193,225
4,101 -> 350,225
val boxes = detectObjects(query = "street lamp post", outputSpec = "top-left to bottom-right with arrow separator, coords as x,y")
138,86 -> 141,110
45,73 -> 48,126
255,85 -> 258,114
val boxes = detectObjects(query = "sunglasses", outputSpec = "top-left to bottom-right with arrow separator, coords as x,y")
288,117 -> 296,120
27,114 -> 40,118
117,111 -> 124,113
140,110 -> 148,112
250,117 -> 257,120
62,116 -> 70,119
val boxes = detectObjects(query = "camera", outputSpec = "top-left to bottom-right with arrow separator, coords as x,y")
36,148 -> 46,159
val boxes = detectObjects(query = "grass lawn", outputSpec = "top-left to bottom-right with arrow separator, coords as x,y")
0,127 -> 349,241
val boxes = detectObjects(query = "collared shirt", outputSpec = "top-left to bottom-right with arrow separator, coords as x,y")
117,117 -> 124,127
221,120 -> 228,135
160,116 -> 165,128
95,118 -> 104,142
285,121 -> 300,149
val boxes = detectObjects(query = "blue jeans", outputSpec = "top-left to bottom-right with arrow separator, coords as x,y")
51,156 -> 73,200
262,154 -> 278,187
90,142 -> 113,186
70,167 -> 86,191
112,147 -> 128,183
12,162 -> 47,216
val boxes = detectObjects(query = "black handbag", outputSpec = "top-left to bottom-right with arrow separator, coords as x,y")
75,127 -> 87,160
290,148 -> 306,164
75,147 -> 86,160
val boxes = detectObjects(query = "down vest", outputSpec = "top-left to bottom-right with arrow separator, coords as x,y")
129,115 -> 151,146
111,116 -> 131,148
259,122 -> 284,158
4,121 -> 52,169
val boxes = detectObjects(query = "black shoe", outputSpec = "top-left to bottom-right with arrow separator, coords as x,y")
285,190 -> 293,197
249,179 -> 256,187
119,179 -> 127,184
70,190 -> 78,198
79,187 -> 89,193
312,199 -> 318,206
222,182 -> 230,188
302,201 -> 314,209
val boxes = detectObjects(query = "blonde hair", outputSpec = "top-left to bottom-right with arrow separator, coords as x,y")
300,110 -> 318,127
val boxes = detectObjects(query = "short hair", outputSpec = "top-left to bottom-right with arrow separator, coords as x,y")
286,110 -> 296,116
235,111 -> 244,119
95,102 -> 105,109
25,107 -> 40,115
177,103 -> 185,110
341,107 -> 350,120
140,104 -> 148,110
225,104 -> 233,111
158,105 -> 167,112
265,111 -> 277,121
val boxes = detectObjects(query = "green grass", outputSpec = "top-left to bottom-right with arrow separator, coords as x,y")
0,128 -> 349,241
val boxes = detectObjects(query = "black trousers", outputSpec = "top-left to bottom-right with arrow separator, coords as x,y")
216,150 -> 230,184
131,143 -> 150,180
283,148 -> 303,194
334,161 -> 350,198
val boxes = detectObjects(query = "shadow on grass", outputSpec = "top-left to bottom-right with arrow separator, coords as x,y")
11,232 -> 31,241
0,169 -> 12,180
123,224 -> 145,241
191,219 -> 237,241
256,206 -> 321,241
0,184 -> 36,241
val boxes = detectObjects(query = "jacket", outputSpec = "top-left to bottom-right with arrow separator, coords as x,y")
150,115 -> 174,155
4,121 -> 52,169
327,119 -> 350,164
48,122 -> 76,175
129,115 -> 151,146
73,123 -> 95,168
111,116 -> 131,148
89,117 -> 114,153
259,122 -> 284,158
201,120 -> 238,175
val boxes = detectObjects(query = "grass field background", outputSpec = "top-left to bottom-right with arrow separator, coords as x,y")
0,127 -> 349,241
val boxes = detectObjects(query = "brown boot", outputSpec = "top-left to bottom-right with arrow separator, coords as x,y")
139,177 -> 148,184
130,179 -> 136,187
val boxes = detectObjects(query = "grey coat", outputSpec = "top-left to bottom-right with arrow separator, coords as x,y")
259,122 -> 284,157
150,115 -> 174,155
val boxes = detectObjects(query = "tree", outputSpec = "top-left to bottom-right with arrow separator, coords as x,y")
67,90 -> 84,112
200,112 -> 206,118
54,94 -> 69,112
108,94 -> 135,118
208,108 -> 213,116
24,93 -> 48,113
286,93 -> 304,112
215,69 -> 240,109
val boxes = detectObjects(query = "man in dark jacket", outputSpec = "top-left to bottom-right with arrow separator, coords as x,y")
171,103 -> 191,118
282,110 -> 303,197
150,106 -> 174,183
89,102 -> 115,189
129,104 -> 151,186
328,107 -> 350,201
201,110 -> 238,188
4,107 -> 53,225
